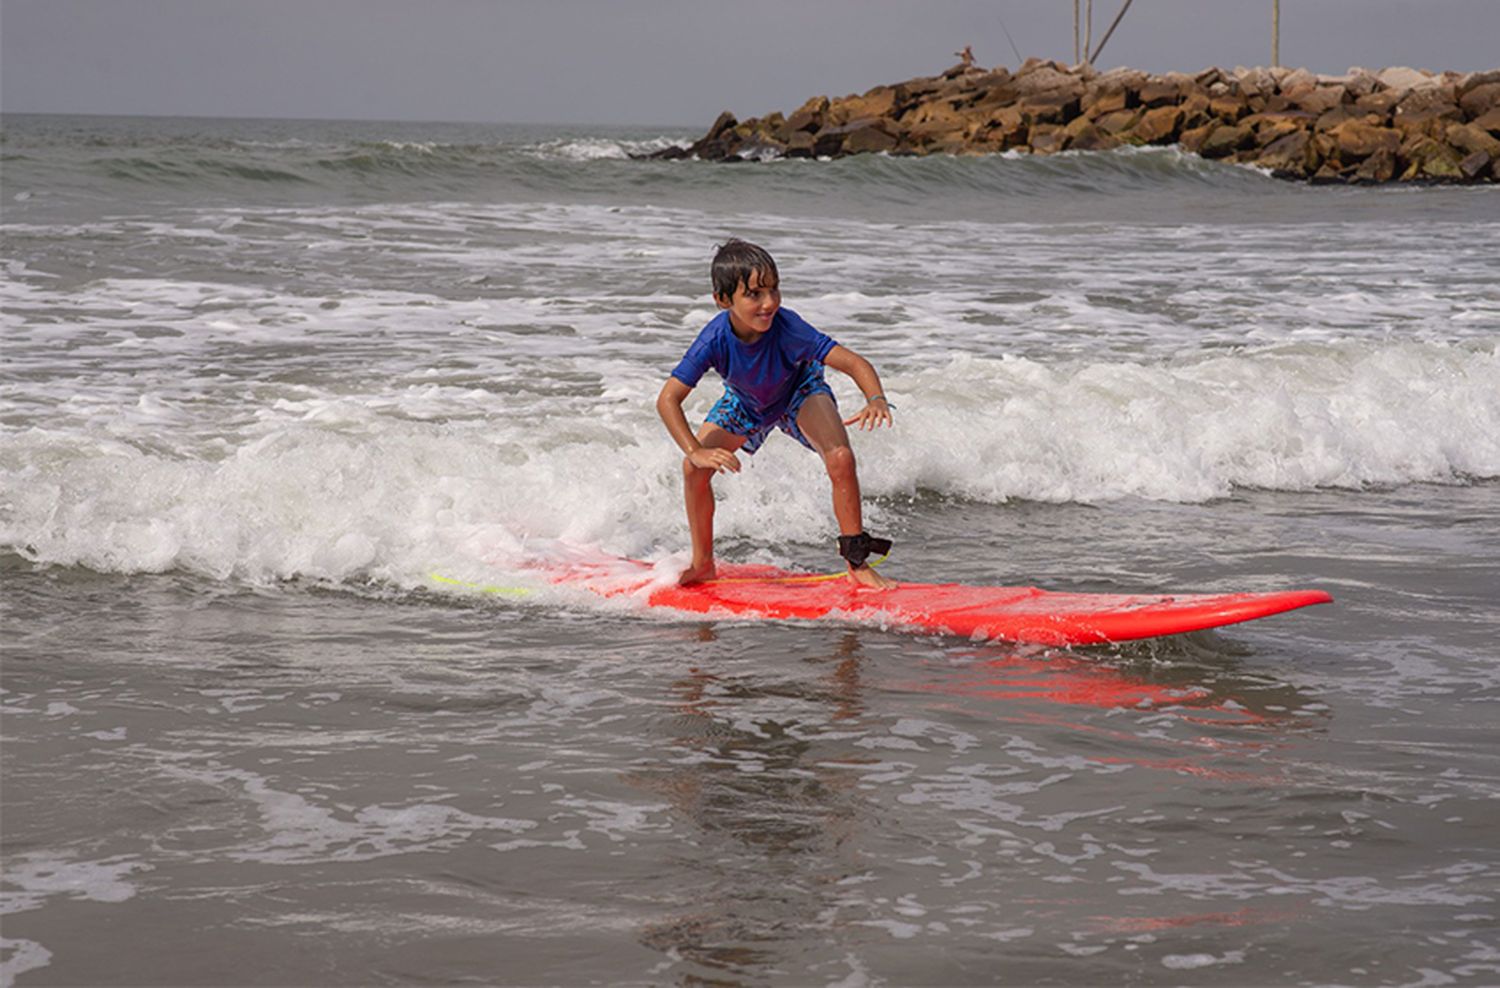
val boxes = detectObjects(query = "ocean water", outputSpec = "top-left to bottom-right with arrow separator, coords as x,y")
2,114 -> 1499,986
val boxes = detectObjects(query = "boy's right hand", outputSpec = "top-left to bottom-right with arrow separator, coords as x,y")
688,447 -> 741,474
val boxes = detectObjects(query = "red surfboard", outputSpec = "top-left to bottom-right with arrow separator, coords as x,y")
546,560 -> 1333,646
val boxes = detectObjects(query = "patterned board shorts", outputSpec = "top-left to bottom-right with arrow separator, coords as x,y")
705,362 -> 836,455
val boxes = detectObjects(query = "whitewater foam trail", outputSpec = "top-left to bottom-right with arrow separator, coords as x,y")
4,340 -> 1495,586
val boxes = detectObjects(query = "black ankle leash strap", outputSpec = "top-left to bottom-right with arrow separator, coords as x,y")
837,532 -> 893,569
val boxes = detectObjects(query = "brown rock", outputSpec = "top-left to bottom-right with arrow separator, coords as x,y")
892,77 -> 944,113
1459,82 -> 1500,120
1069,122 -> 1121,152
1180,93 -> 1213,129
905,99 -> 969,134
1458,69 -> 1500,95
1459,150 -> 1492,179
1330,119 -> 1401,161
984,105 -> 1027,143
1395,88 -> 1463,123
1400,136 -> 1464,180
1473,107 -> 1500,136
966,71 -> 1020,112
1335,69 -> 1381,98
1352,148 -> 1397,183
1279,67 -> 1319,92
1378,66 -> 1434,91
1137,78 -> 1185,107
1233,66 -> 1277,99
1084,79 -> 1135,117
785,96 -> 830,134
1199,122 -> 1254,158
812,129 -> 847,157
1354,90 -> 1403,118
1311,159 -> 1352,183
1131,105 -> 1185,144
1315,105 -> 1375,132
1287,85 -> 1349,115
785,131 -> 817,157
705,111 -> 738,142
1244,112 -> 1309,146
1179,121 -> 1219,153
842,122 -> 899,154
1096,108 -> 1143,135
1447,121 -> 1500,159
829,87 -> 898,126
1255,130 -> 1316,178
1209,95 -> 1249,122
1012,66 -> 1085,101
1029,124 -> 1067,153
1019,92 -> 1081,124
1195,67 -> 1226,88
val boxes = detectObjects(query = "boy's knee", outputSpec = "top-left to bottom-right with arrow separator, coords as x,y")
822,443 -> 855,477
683,456 -> 713,482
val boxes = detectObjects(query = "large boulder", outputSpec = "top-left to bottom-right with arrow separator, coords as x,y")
1257,130 -> 1317,178
1137,78 -> 1186,107
1199,122 -> 1255,158
1209,94 -> 1250,122
1353,148 -> 1398,183
1011,65 -> 1085,101
1459,150 -> 1493,179
1472,107 -> 1500,136
1378,66 -> 1436,91
1245,111 -> 1312,146
1131,105 -> 1185,144
1459,82 -> 1500,120
1400,136 -> 1465,180
1328,119 -> 1402,161
841,121 -> 900,154
828,86 -> 898,127
1179,121 -> 1220,153
1096,108 -> 1143,135
784,96 -> 830,134
1285,84 -> 1349,115
1446,121 -> 1500,159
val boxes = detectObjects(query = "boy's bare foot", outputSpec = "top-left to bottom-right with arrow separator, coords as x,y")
847,564 -> 896,590
678,559 -> 717,585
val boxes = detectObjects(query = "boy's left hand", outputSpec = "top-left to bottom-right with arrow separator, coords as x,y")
843,398 -> 893,431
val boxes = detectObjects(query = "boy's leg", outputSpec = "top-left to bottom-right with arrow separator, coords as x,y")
795,394 -> 896,589
681,422 -> 745,585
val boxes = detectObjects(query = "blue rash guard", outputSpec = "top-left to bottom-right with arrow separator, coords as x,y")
670,307 -> 839,426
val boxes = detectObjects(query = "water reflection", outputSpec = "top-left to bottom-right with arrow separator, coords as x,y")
629,629 -> 868,981
627,623 -> 1330,982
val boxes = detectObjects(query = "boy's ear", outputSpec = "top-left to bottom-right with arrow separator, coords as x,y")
713,292 -> 732,310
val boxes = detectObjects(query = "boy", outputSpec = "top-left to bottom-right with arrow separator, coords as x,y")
656,239 -> 896,589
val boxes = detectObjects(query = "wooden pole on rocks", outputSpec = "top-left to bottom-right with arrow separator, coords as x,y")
1074,0 -> 1081,65
1089,0 -> 1137,65
1272,0 -> 1281,67
1084,0 -> 1094,67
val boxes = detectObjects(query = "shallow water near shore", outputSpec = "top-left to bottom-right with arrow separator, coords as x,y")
3,115 -> 1500,986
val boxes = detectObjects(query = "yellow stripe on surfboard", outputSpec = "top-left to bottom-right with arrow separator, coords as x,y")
428,573 -> 534,596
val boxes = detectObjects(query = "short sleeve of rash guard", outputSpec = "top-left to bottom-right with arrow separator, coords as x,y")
778,308 -> 838,363
669,316 -> 724,388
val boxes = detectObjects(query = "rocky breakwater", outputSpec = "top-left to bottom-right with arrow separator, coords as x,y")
649,59 -> 1500,183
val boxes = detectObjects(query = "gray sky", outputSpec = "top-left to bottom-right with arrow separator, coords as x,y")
3,0 -> 1496,126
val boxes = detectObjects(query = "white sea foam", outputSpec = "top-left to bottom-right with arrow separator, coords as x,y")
4,197 -> 1498,587
5,331 -> 1495,585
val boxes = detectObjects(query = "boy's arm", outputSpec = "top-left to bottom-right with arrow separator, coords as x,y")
824,345 -> 894,431
656,377 -> 741,473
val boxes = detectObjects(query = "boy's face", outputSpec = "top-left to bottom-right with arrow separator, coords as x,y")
717,268 -> 781,340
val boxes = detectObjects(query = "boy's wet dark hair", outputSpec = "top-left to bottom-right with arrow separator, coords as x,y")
711,238 -> 779,302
